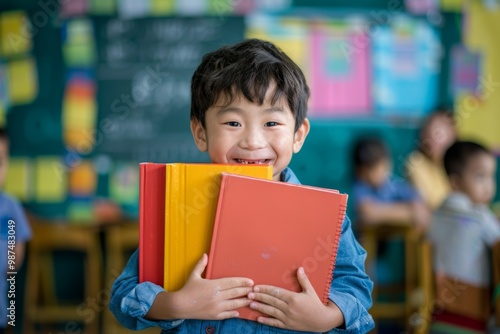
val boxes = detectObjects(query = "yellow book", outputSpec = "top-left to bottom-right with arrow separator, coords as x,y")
164,163 -> 272,291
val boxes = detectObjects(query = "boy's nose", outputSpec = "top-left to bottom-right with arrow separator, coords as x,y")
239,128 -> 266,150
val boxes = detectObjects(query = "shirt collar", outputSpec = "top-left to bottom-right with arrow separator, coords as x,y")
280,167 -> 301,185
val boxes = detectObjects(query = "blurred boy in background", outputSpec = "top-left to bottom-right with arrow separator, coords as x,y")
428,141 -> 500,333
352,137 -> 429,231
0,128 -> 32,334
351,137 -> 429,287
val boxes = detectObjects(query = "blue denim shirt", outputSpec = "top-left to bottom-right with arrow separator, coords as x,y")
110,168 -> 374,333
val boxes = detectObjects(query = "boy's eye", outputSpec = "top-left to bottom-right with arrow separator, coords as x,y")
265,121 -> 279,127
225,121 -> 241,127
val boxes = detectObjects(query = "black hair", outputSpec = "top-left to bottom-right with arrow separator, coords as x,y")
443,140 -> 491,176
0,128 -> 8,143
190,38 -> 310,132
352,137 -> 389,169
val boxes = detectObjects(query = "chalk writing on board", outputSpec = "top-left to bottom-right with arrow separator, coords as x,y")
93,16 -> 244,162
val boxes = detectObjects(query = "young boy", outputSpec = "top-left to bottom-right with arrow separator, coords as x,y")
352,137 -> 429,231
428,141 -> 500,333
351,137 -> 429,287
0,128 -> 32,334
110,39 -> 375,333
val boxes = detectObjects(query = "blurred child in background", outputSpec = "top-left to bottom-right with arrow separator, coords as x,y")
351,137 -> 429,287
428,141 -> 500,333
352,137 -> 429,231
0,128 -> 32,334
406,109 -> 457,210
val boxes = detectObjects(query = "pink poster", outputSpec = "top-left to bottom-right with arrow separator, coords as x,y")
60,0 -> 88,17
309,24 -> 371,117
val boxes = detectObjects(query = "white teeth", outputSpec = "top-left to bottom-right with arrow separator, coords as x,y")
236,159 -> 267,164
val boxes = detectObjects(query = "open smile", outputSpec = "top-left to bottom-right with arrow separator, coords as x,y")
234,159 -> 271,165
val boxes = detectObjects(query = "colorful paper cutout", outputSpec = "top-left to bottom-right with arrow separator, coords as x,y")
62,19 -> 96,67
117,0 -> 150,18
440,0 -> 464,12
450,45 -> 481,98
109,163 -> 139,207
405,0 -> 439,14
34,156 -> 67,203
0,64 -> 9,112
62,70 -> 97,152
60,0 -> 88,17
6,57 -> 38,105
3,157 -> 31,202
0,11 -> 32,56
89,0 -> 117,15
68,160 -> 97,197
246,15 -> 308,74
150,0 -> 175,15
175,0 -> 208,15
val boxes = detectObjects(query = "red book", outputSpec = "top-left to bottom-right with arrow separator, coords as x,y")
139,163 -> 166,285
206,173 -> 347,321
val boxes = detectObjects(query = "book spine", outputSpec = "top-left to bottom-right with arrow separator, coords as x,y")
164,164 -> 185,291
138,163 -> 147,283
164,165 -> 176,289
205,173 -> 229,278
322,195 -> 348,304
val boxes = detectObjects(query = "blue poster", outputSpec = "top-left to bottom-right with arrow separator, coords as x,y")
372,16 -> 441,117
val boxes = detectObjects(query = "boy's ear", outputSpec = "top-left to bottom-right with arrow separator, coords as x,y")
190,118 -> 208,152
448,173 -> 461,191
293,118 -> 310,153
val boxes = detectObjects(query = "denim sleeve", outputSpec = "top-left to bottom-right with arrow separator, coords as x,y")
327,216 -> 375,334
109,249 -> 184,330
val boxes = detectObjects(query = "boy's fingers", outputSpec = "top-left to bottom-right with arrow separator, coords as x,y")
296,267 -> 314,293
221,297 -> 252,311
191,253 -> 208,277
220,286 -> 254,299
216,310 -> 240,320
248,291 -> 287,308
218,277 -> 254,289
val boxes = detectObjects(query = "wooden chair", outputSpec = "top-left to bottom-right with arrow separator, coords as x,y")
358,223 -> 421,332
413,238 -> 434,334
102,220 -> 158,334
493,240 -> 500,328
24,218 -> 103,334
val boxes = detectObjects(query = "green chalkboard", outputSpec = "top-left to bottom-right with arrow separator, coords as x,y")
93,16 -> 245,163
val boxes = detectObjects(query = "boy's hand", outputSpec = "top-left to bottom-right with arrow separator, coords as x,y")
169,254 -> 254,320
248,267 -> 344,332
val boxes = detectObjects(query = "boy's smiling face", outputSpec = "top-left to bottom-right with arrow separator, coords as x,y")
191,89 -> 309,181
